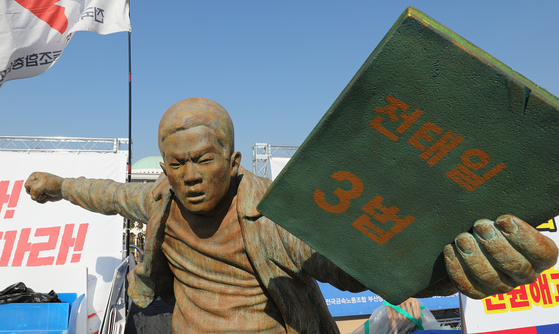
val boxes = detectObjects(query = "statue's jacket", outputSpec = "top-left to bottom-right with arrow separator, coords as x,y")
61,167 -> 368,333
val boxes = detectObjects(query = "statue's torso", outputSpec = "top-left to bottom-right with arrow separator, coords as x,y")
162,196 -> 286,333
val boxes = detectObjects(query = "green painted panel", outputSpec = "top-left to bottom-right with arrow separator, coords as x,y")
257,7 -> 559,305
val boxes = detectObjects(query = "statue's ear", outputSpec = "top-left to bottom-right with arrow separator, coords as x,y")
159,162 -> 167,176
230,151 -> 242,177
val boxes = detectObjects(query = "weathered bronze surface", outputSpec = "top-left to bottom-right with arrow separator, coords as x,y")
257,7 -> 559,304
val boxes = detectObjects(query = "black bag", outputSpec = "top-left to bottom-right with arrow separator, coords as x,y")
0,282 -> 61,304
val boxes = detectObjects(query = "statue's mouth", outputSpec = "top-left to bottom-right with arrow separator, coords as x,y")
186,192 -> 205,203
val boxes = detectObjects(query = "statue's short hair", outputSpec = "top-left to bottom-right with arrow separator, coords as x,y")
158,98 -> 235,157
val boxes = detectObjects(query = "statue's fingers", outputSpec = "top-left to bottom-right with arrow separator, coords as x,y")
495,215 -> 558,273
473,219 -> 537,285
24,172 -> 39,194
444,242 -> 485,299
36,194 -> 50,204
454,233 -> 515,297
28,178 -> 47,200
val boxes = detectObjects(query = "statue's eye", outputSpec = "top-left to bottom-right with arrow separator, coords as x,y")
198,154 -> 214,164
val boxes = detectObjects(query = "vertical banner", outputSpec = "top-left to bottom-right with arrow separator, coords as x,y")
0,151 -> 127,334
461,218 -> 559,333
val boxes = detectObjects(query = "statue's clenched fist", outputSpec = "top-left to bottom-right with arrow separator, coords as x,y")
25,172 -> 64,204
444,215 -> 558,299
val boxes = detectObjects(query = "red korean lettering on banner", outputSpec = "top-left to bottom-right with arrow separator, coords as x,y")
12,228 -> 33,266
0,224 -> 89,266
0,230 -> 17,266
550,270 -> 559,304
27,227 -> 61,266
483,294 -> 508,314
0,180 -> 24,219
56,223 -> 89,264
507,285 -> 532,312
482,268 -> 559,314
529,273 -> 554,308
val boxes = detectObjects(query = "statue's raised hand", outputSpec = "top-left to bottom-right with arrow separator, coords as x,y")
25,172 -> 64,204
444,214 -> 558,299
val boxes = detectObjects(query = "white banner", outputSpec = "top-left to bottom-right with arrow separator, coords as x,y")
461,219 -> 559,333
0,151 -> 127,334
0,0 -> 131,88
270,156 -> 291,181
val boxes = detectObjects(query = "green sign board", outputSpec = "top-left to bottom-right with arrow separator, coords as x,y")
257,7 -> 559,305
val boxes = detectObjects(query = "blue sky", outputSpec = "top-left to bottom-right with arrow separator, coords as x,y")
1,0 -> 558,171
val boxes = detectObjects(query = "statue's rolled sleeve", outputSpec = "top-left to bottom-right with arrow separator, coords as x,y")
61,177 -> 153,223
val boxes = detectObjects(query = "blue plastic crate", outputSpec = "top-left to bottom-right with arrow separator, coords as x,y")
0,293 -> 77,333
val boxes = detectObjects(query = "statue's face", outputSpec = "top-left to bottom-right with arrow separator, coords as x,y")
160,126 -> 237,216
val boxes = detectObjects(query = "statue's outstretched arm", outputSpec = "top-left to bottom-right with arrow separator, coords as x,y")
25,171 -> 155,223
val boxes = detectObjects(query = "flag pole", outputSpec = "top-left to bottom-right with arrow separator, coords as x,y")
125,0 -> 132,316
125,0 -> 132,259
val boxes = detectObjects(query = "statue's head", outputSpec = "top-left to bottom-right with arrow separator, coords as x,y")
158,98 -> 241,216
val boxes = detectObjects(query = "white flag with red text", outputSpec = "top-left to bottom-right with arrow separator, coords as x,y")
0,0 -> 130,88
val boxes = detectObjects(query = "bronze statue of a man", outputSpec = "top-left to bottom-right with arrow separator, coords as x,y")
25,98 -> 558,333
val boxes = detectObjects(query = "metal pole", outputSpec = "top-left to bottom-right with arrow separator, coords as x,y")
125,8 -> 132,259
124,0 -> 132,317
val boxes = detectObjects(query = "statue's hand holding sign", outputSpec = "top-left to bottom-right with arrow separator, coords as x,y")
442,215 -> 557,299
